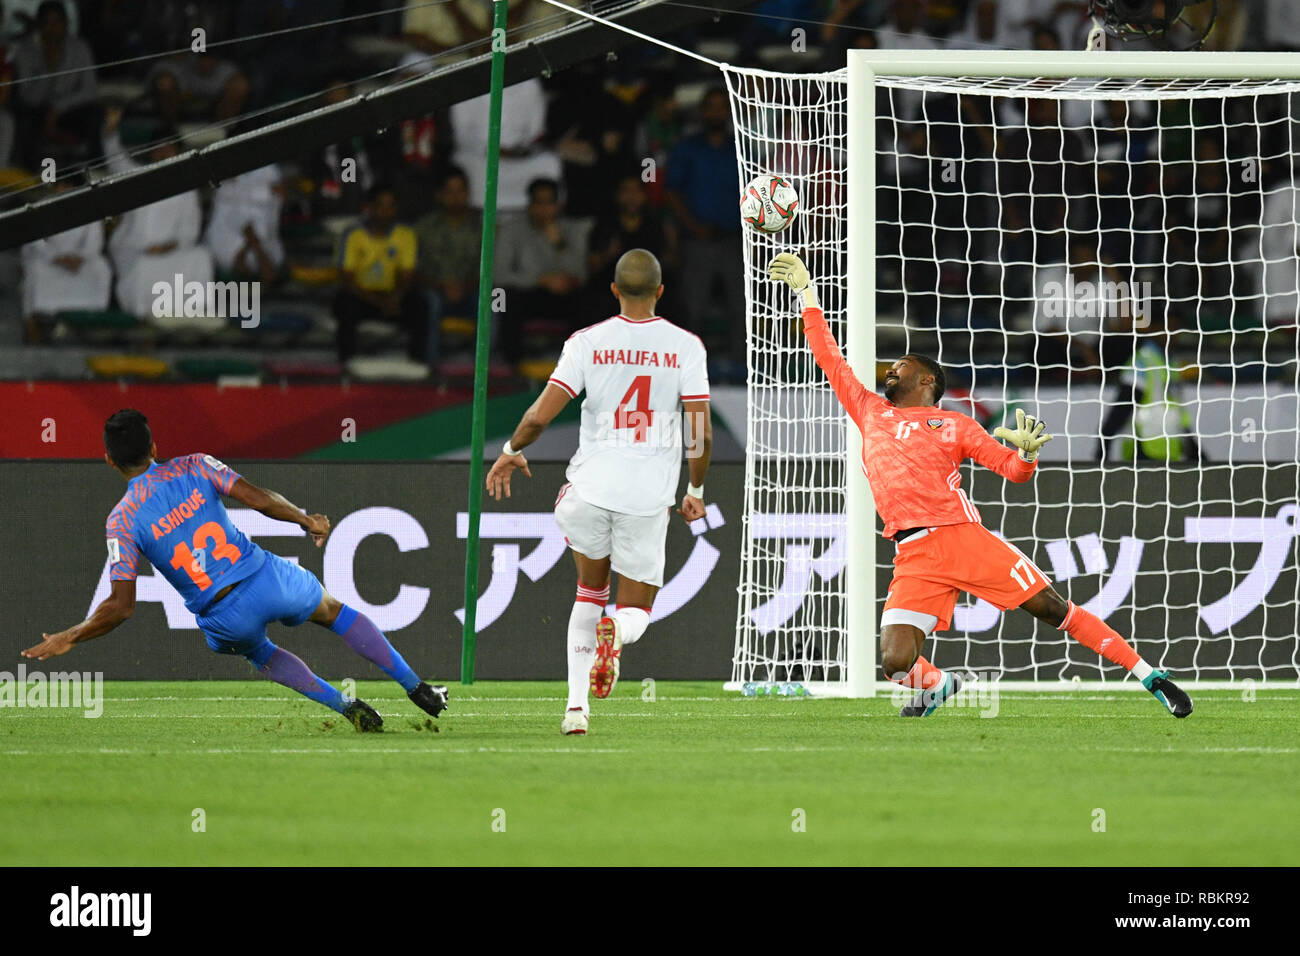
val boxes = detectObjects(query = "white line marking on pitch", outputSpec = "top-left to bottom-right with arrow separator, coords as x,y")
91,692 -> 1300,704
3,744 -> 1291,757
24,708 -> 1298,722
38,712 -> 861,719
0,747 -> 631,755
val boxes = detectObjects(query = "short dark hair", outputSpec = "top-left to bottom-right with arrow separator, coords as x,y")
104,409 -> 152,468
614,248 -> 662,299
1031,22 -> 1060,46
527,177 -> 560,202
365,182 -> 396,204
906,354 -> 946,403
37,2 -> 68,26
441,165 -> 468,189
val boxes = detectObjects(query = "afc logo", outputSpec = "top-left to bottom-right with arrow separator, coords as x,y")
84,504 -> 1297,639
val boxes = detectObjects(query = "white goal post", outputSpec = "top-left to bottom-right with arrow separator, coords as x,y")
726,51 -> 1300,697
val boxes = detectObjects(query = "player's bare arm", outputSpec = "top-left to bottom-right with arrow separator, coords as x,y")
226,477 -> 330,547
678,398 -> 711,523
486,383 -> 571,500
24,578 -> 137,660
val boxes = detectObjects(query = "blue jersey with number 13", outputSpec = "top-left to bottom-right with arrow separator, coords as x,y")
104,454 -> 267,613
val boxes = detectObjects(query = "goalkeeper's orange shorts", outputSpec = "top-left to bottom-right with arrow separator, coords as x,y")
882,522 -> 1049,633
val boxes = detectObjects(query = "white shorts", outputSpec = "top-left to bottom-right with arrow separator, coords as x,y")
879,608 -> 940,637
553,484 -> 669,587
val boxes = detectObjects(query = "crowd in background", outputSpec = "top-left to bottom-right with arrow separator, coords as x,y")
1,0 -> 1297,391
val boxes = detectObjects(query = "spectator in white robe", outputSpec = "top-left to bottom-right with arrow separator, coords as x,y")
20,177 -> 112,318
101,107 -> 212,317
450,78 -> 560,213
204,164 -> 285,282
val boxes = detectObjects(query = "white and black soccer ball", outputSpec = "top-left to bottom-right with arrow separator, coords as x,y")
739,174 -> 799,234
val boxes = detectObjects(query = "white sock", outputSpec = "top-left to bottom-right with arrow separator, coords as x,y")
614,605 -> 651,646
567,586 -> 607,712
1131,658 -> 1155,682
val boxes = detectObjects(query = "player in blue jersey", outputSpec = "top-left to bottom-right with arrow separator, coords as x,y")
22,409 -> 448,732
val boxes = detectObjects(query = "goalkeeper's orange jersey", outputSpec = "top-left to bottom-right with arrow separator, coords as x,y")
802,306 -> 1036,539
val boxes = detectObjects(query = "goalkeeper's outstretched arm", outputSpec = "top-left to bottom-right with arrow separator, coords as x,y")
767,253 -> 882,422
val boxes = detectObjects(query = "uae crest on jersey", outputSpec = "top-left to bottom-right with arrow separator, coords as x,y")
927,418 -> 945,429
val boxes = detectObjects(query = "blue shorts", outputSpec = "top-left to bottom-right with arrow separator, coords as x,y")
195,552 -> 324,667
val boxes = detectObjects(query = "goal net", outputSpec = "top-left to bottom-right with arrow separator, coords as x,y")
725,51 -> 1300,693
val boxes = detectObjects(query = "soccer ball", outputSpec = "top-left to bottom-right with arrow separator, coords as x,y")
739,174 -> 798,234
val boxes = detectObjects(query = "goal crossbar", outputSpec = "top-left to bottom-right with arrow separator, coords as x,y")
844,49 -> 1300,80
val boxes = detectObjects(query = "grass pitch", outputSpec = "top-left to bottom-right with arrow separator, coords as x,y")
1,681 -> 1295,866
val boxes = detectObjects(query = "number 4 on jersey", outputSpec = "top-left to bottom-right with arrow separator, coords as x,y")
615,375 -> 654,442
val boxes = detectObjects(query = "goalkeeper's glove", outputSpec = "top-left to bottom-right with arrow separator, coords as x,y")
767,252 -> 820,309
994,408 -> 1053,462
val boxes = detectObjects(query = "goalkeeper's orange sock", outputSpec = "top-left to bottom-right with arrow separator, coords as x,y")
889,654 -> 945,690
1059,601 -> 1153,678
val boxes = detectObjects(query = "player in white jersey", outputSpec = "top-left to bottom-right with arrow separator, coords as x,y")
487,249 -> 712,735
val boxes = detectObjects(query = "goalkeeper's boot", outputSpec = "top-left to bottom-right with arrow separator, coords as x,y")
1142,669 -> 1192,718
561,707 -> 588,736
589,616 -> 623,700
344,698 -> 384,732
899,672 -> 963,717
409,681 -> 449,719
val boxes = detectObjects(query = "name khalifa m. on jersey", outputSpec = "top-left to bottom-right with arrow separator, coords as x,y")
589,347 -> 684,368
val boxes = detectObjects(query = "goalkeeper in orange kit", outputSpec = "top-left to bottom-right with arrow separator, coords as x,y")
768,252 -> 1192,718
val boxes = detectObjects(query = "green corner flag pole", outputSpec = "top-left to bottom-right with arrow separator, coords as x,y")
461,0 -> 509,685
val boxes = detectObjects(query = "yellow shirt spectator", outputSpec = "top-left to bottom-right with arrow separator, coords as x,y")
340,225 -> 417,292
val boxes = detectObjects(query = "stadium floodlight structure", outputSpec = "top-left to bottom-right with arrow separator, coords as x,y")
727,51 -> 1300,697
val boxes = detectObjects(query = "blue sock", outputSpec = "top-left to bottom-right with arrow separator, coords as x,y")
254,645 -> 349,715
329,605 -> 421,693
